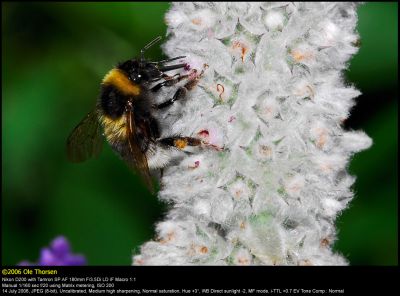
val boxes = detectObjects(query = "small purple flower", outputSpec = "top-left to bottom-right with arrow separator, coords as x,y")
18,236 -> 86,266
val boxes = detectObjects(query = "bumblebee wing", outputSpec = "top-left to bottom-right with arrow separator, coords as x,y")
66,110 -> 103,162
126,109 -> 155,193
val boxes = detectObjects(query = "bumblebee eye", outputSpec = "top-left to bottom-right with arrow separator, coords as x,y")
129,73 -> 138,82
130,72 -> 145,83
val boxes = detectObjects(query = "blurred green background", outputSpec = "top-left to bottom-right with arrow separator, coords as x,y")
2,3 -> 397,265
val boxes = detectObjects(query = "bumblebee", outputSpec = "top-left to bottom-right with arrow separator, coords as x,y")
67,36 -> 205,193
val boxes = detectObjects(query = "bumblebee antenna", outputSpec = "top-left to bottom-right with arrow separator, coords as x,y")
141,36 -> 162,62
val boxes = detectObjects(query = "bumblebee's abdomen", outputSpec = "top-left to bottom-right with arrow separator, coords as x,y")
99,114 -> 128,144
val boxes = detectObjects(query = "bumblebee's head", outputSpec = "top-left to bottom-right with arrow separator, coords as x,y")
118,59 -> 161,84
117,36 -> 169,83
118,60 -> 141,82
116,37 -> 188,85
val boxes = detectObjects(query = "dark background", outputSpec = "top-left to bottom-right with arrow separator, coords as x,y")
2,2 -> 398,265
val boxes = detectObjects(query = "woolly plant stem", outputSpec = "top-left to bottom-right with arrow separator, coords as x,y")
133,2 -> 372,266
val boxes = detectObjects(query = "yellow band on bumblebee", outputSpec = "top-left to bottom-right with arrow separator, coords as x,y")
102,69 -> 141,96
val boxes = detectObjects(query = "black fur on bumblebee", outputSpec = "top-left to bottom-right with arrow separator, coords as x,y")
67,36 -> 206,193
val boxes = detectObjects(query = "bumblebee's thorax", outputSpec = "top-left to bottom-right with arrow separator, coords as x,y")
99,68 -> 142,119
97,68 -> 138,144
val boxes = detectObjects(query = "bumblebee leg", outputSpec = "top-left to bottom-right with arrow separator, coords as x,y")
151,73 -> 190,93
158,63 -> 187,72
150,56 -> 186,65
154,87 -> 186,109
158,137 -> 202,150
153,74 -> 202,109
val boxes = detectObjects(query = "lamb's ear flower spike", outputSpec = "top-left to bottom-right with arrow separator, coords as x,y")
134,2 -> 371,265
